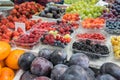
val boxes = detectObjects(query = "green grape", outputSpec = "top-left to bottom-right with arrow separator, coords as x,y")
66,0 -> 106,19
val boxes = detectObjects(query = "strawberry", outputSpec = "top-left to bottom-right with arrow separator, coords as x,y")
17,27 -> 24,33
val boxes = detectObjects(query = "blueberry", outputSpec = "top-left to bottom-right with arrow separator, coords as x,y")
40,11 -> 46,17
69,29 -> 74,33
46,13 -> 53,18
44,8 -> 50,13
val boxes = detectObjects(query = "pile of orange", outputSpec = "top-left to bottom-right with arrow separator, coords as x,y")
0,41 -> 25,80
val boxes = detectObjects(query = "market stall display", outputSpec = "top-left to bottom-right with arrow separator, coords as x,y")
111,36 -> 120,59
72,39 -> 109,59
105,19 -> 120,34
10,2 -> 44,18
38,6 -> 65,19
64,0 -> 99,4
81,18 -> 105,29
101,0 -> 120,19
0,0 -> 120,80
66,1 -> 105,19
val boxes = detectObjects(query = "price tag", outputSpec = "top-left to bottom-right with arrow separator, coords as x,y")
15,22 -> 26,33
96,0 -> 108,6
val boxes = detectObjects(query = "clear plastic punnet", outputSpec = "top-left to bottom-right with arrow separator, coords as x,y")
72,39 -> 110,59
111,36 -> 120,59
11,29 -> 47,49
105,19 -> 120,35
75,30 -> 107,44
81,18 -> 105,30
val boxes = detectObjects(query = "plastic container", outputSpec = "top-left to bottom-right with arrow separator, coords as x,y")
32,16 -> 61,22
72,39 -> 110,59
105,19 -> 120,35
111,36 -> 120,59
75,30 -> 107,44
81,18 -> 105,30
105,28 -> 120,35
11,29 -> 47,49
0,8 -> 12,18
11,40 -> 39,49
82,23 -> 105,30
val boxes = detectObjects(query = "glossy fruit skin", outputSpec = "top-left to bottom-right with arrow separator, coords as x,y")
34,76 -> 50,80
51,64 -> 68,80
5,49 -> 25,70
84,68 -> 95,80
18,52 -> 36,71
96,74 -> 117,80
0,65 -> 1,75
0,41 -> 11,61
69,53 -> 89,68
0,67 -> 15,80
38,48 -> 53,60
50,50 -> 67,65
31,57 -> 53,76
59,65 -> 89,80
100,62 -> 120,79
0,61 -> 5,68
20,71 -> 37,80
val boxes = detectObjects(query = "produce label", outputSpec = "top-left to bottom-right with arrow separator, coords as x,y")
15,22 -> 26,33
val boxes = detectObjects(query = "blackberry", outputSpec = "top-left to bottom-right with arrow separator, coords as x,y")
72,40 -> 109,58
69,29 -> 74,33
86,39 -> 91,45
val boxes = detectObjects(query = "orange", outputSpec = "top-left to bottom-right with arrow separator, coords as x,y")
0,65 -> 1,75
0,61 -> 5,68
0,41 -> 11,61
0,67 -> 15,80
5,49 -> 25,70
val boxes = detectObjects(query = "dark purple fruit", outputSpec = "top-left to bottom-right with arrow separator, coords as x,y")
31,57 -> 53,76
51,64 -> 68,80
69,53 -> 89,68
18,52 -> 36,71
38,48 -> 53,60
84,68 -> 95,80
20,71 -> 37,80
100,62 -> 120,79
34,76 -> 50,80
59,65 -> 89,80
50,49 -> 67,65
96,74 -> 117,80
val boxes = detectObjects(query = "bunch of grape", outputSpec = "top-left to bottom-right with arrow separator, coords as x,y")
66,1 -> 106,19
101,0 -> 120,19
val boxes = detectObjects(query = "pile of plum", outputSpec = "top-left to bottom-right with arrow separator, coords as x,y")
18,48 -> 120,80
39,6 -> 65,19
